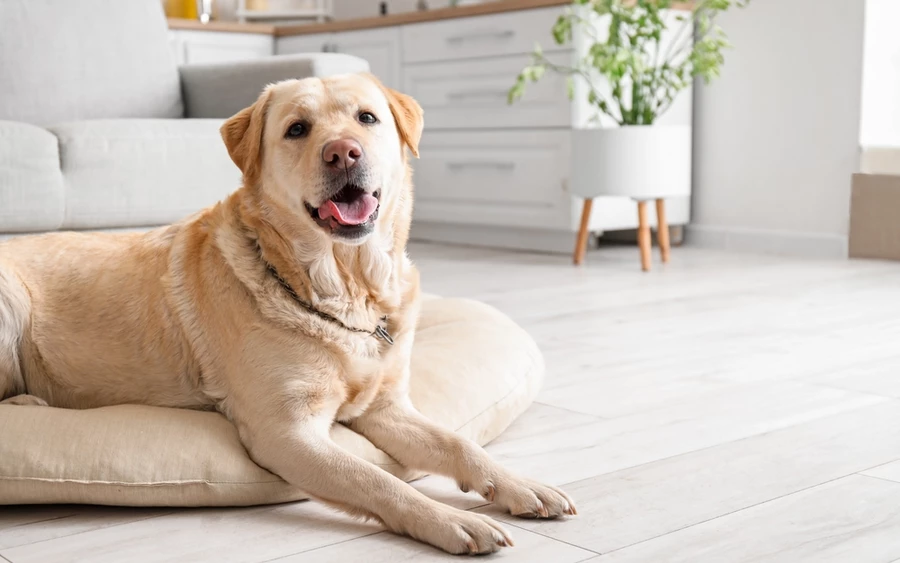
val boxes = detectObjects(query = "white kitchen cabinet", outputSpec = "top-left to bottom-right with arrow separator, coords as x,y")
330,27 -> 402,89
168,30 -> 273,65
413,130 -> 572,229
403,51 -> 573,130
401,7 -> 692,251
401,6 -> 565,64
275,32 -> 332,56
276,27 -> 401,90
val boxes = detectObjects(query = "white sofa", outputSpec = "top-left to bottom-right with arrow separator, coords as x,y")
0,0 -> 367,235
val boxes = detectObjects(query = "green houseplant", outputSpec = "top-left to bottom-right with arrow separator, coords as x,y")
509,0 -> 749,126
507,0 -> 749,271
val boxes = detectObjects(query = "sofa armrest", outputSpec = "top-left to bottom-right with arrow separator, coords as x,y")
179,53 -> 370,119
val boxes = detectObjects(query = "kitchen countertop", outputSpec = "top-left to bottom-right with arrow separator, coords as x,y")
168,0 -> 692,37
167,18 -> 277,34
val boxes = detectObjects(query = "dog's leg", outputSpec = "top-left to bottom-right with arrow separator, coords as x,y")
235,412 -> 514,555
0,266 -> 30,402
351,399 -> 577,519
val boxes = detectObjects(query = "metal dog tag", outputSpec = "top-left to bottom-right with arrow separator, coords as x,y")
374,325 -> 394,345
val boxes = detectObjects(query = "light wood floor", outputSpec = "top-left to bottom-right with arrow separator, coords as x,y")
3,243 -> 900,563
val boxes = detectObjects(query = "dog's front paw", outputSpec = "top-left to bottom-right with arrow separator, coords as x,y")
462,475 -> 577,519
404,505 -> 514,555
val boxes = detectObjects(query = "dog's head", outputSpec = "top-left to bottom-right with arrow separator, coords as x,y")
221,73 -> 423,245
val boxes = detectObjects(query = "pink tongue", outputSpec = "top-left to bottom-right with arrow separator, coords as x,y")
318,194 -> 379,226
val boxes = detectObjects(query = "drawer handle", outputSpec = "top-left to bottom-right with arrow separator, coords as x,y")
447,90 -> 509,101
447,161 -> 516,171
446,30 -> 515,44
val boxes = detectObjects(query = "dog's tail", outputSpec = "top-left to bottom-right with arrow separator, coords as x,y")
0,266 -> 30,400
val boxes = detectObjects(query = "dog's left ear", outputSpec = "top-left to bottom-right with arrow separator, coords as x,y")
220,86 -> 273,184
367,74 -> 424,158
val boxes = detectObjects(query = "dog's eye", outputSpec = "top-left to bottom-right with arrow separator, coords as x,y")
286,122 -> 308,138
358,112 -> 378,125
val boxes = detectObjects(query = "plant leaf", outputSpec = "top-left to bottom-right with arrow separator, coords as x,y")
508,0 -> 751,121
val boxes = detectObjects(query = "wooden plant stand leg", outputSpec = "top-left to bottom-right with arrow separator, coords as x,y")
637,200 -> 651,272
573,198 -> 593,265
655,198 -> 670,263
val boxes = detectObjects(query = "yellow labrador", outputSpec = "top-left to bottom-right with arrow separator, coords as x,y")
0,73 -> 575,554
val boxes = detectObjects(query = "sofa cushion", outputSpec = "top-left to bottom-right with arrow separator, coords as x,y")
0,121 -> 65,233
50,120 -> 241,230
0,296 -> 544,507
0,0 -> 183,125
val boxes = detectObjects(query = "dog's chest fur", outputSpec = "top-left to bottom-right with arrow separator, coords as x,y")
325,300 -> 408,423
214,212 -> 418,424
334,350 -> 387,421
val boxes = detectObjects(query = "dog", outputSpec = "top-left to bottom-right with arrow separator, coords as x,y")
0,73 -> 575,554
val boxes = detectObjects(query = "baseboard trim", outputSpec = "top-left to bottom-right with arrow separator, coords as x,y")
6,224 -> 847,259
687,224 -> 848,259
410,223 -> 579,254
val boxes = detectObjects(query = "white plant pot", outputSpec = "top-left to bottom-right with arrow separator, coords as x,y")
570,125 -> 692,200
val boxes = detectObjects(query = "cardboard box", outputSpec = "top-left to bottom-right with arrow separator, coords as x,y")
849,173 -> 900,261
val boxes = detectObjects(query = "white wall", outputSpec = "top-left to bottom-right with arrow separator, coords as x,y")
859,0 -> 900,148
690,0 -> 866,257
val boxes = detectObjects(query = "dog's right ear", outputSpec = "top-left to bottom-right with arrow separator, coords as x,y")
362,73 -> 424,159
384,86 -> 424,159
220,87 -> 273,184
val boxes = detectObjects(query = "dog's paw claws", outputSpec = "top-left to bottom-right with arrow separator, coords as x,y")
482,476 -> 576,520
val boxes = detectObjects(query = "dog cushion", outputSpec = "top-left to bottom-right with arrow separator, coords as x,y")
0,296 -> 543,507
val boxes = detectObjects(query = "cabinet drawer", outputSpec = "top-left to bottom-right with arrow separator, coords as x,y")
402,7 -> 564,63
277,29 -> 400,88
174,30 -> 273,64
331,27 -> 402,89
404,52 -> 572,130
412,130 -> 571,229
275,32 -> 332,56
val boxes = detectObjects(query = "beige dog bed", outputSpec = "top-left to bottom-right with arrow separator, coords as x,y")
0,296 -> 542,507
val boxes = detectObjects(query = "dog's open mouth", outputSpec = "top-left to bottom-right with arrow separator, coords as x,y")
306,184 -> 380,238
